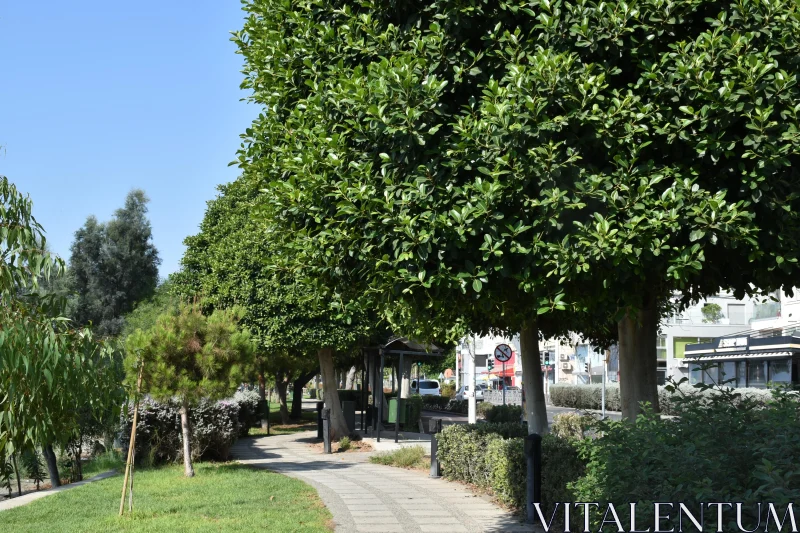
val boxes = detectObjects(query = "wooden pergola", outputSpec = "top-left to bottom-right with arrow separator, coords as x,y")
361,337 -> 443,443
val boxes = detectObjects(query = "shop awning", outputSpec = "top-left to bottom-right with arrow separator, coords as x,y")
685,351 -> 792,362
489,367 -> 515,378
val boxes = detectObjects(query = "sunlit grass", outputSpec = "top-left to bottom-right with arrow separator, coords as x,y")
0,463 -> 332,532
369,446 -> 430,471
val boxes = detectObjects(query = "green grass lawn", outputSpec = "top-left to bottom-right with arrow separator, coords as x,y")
0,463 -> 332,532
246,400 -> 318,437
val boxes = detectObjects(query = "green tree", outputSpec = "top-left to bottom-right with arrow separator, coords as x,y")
234,0 -> 800,422
701,303 -> 724,324
70,190 -> 161,336
125,304 -> 255,477
176,177 -> 383,434
1,177 -> 123,486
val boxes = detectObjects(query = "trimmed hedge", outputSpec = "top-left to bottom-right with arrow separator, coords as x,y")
549,384 -> 781,414
121,394 -> 253,465
234,389 -> 262,436
484,404 -> 523,423
437,423 -> 584,520
421,395 -> 450,410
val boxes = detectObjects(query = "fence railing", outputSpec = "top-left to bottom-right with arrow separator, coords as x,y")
485,389 -> 522,406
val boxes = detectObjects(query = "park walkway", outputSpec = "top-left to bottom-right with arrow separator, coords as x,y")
232,432 -> 537,533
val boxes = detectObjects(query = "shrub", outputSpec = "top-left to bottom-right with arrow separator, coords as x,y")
485,404 -> 522,423
0,453 -> 12,496
551,412 -> 595,441
338,437 -> 351,452
437,422 -> 583,521
421,395 -> 450,410
370,446 -> 428,469
233,389 -> 262,436
441,383 -> 456,398
22,449 -> 45,490
550,383 -> 787,414
444,399 -> 468,414
572,383 -> 800,530
121,396 -> 243,465
477,401 -> 494,419
190,398 -> 240,461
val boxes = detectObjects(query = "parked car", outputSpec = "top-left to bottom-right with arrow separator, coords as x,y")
411,379 -> 441,396
455,383 -> 487,401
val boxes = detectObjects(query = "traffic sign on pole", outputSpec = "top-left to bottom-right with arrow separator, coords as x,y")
494,344 -> 512,363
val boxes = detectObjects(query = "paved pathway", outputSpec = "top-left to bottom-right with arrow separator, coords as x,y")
232,432 -> 536,533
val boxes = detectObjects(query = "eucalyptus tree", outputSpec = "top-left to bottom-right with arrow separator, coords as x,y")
0,177 -> 123,486
234,0 -> 800,422
176,177 -> 381,435
125,304 -> 255,477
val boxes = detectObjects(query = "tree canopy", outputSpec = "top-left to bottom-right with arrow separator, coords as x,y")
70,189 -> 161,336
125,303 -> 255,476
234,0 -> 800,422
0,177 -> 123,486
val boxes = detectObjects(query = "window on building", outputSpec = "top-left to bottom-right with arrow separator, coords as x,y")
720,362 -> 736,387
656,361 -> 667,386
702,363 -> 720,385
689,364 -> 703,385
728,304 -> 746,325
736,362 -> 747,387
656,335 -> 667,360
748,361 -> 768,388
674,337 -> 715,359
768,360 -> 792,384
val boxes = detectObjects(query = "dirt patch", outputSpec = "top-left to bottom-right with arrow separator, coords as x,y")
308,440 -> 373,453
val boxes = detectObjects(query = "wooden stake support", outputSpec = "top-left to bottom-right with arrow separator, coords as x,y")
119,364 -> 143,516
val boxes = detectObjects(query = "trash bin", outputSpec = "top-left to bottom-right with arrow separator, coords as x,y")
342,400 -> 356,433
387,398 -> 406,424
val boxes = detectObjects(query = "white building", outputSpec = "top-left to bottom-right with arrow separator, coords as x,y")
456,289 -> 793,391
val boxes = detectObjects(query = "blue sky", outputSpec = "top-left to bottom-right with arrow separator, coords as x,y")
0,1 -> 257,277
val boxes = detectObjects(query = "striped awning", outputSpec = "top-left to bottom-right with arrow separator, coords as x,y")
685,351 -> 792,362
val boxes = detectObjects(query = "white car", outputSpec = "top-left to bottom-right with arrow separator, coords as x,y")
455,384 -> 486,401
411,379 -> 441,396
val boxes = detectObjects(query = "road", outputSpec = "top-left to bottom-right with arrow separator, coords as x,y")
423,404 -> 623,425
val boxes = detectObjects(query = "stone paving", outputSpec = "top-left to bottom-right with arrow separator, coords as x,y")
232,432 -> 537,533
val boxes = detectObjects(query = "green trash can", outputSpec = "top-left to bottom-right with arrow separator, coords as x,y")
387,398 -> 407,424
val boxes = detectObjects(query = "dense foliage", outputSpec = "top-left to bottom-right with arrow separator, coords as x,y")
69,189 -> 160,337
234,0 -> 800,423
572,384 -> 800,530
0,177 -> 124,487
550,383 -> 781,414
437,422 -> 584,518
120,394 -> 257,465
124,303 -> 255,476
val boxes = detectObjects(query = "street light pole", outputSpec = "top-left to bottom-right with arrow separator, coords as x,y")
468,335 -> 477,424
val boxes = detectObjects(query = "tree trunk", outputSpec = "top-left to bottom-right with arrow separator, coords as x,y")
275,372 -> 290,425
292,370 -> 317,419
318,347 -> 350,439
258,373 -> 269,430
12,453 -> 22,495
345,366 -> 357,390
179,399 -> 195,478
43,444 -> 60,488
520,320 -> 549,435
618,296 -> 660,420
